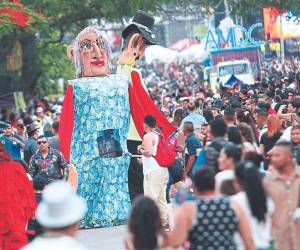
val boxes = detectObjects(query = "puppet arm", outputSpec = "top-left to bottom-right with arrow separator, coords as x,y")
59,84 -> 74,161
129,70 -> 176,139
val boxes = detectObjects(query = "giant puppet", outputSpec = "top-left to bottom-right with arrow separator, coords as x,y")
59,27 -> 132,228
118,10 -> 176,202
59,14 -> 175,228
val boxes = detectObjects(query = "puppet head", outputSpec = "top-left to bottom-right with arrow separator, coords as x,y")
67,26 -> 112,78
119,10 -> 157,66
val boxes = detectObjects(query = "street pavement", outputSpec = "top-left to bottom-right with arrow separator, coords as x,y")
77,225 -> 127,250
76,204 -> 176,249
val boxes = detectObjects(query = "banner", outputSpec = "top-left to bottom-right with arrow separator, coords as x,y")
13,92 -> 26,110
6,41 -> 23,72
263,7 -> 300,39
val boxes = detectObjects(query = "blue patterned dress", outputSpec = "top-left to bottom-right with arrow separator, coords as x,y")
69,75 -> 131,228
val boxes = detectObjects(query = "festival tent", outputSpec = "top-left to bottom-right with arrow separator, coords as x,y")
145,45 -> 178,64
169,38 -> 199,52
177,44 -> 209,62
223,74 -> 246,87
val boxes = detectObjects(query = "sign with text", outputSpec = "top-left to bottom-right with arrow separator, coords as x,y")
205,23 -> 263,50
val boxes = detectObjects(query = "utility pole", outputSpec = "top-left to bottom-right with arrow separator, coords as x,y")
224,0 -> 230,17
279,12 -> 285,65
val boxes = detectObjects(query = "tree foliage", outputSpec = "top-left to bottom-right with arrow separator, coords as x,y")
226,0 -> 300,16
1,0 -> 300,98
0,1 -> 47,38
0,0 -> 173,97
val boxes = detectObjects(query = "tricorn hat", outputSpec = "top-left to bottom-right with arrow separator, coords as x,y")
122,10 -> 158,45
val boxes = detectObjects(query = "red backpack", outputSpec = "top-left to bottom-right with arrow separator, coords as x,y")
153,131 -> 177,168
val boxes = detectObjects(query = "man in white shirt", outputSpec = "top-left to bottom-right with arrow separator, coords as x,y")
21,181 -> 88,250
138,115 -> 169,229
36,107 -> 53,136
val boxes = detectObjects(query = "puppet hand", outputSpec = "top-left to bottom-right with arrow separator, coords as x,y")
118,49 -> 136,66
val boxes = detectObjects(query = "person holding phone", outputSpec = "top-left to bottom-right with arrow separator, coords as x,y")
0,123 -> 24,160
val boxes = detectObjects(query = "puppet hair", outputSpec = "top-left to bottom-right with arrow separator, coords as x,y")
71,26 -> 112,77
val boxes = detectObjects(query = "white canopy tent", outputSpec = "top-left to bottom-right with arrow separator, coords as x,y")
177,44 -> 209,62
144,45 -> 179,64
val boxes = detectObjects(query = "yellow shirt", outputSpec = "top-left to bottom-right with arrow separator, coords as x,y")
116,64 -> 147,141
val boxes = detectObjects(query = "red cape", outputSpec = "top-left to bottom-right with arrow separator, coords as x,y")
129,71 -> 176,138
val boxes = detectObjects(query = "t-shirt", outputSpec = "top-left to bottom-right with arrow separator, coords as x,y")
0,134 -> 24,160
24,137 -> 38,164
205,137 -> 229,173
49,136 -> 61,151
185,133 -> 201,177
179,112 -> 207,130
185,133 -> 201,162
260,131 -> 282,154
215,169 -> 234,192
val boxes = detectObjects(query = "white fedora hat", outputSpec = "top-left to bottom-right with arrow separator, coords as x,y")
36,181 -> 87,228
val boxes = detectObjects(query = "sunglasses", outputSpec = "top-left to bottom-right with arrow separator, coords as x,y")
37,141 -> 48,145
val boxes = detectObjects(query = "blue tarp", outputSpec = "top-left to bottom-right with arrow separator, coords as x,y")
224,74 -> 246,87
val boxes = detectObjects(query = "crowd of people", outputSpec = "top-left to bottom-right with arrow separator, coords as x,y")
2,55 -> 300,250
141,60 -> 205,108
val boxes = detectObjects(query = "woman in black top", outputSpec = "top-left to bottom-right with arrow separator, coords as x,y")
165,168 -> 255,250
259,115 -> 282,169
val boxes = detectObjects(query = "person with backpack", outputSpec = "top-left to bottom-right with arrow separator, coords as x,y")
137,115 -> 169,230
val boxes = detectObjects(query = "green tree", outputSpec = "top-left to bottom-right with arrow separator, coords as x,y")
4,0 -> 299,98
0,0 -> 173,97
226,0 -> 300,15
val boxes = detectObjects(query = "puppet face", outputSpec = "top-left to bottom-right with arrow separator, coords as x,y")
118,33 -> 146,66
68,27 -> 112,78
79,32 -> 109,77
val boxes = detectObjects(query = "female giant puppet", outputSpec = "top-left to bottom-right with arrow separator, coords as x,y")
59,27 -> 131,228
59,14 -> 175,228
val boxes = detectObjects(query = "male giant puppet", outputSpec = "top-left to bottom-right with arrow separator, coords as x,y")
118,10 -> 176,202
59,12 -> 175,228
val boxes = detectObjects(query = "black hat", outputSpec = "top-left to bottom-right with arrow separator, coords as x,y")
122,10 -> 158,45
26,123 -> 39,134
